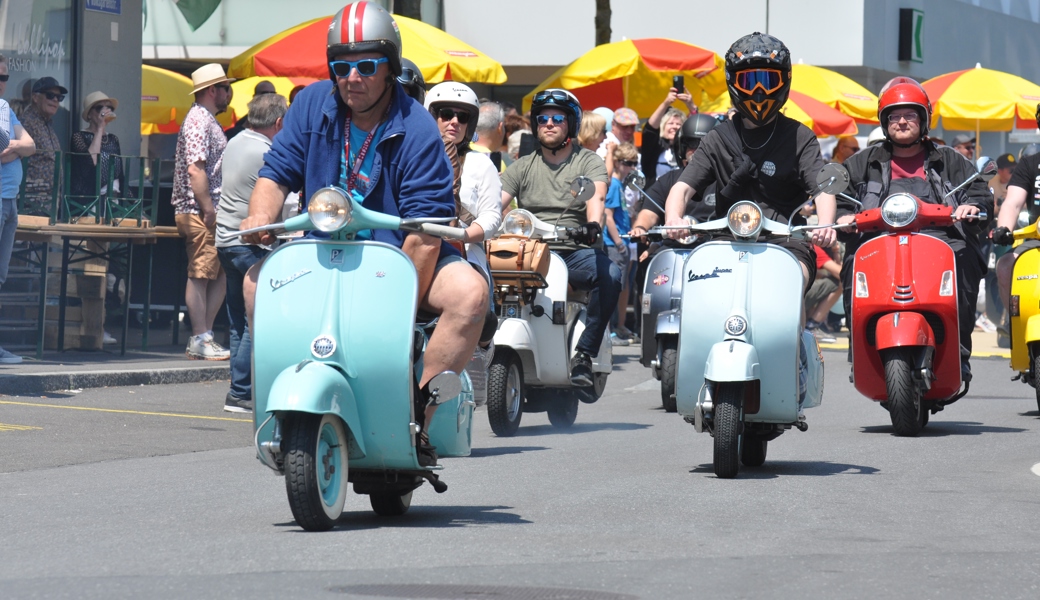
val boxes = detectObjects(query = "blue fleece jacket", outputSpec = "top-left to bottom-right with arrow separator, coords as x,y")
258,80 -> 457,255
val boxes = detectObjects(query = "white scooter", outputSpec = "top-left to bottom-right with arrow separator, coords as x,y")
667,164 -> 848,478
485,178 -> 613,436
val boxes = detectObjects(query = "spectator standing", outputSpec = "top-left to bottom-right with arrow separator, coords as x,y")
578,111 -> 613,174
70,92 -> 123,201
502,113 -> 529,166
173,63 -> 233,361
830,135 -> 860,163
952,133 -> 975,160
19,77 -> 66,216
805,242 -> 842,344
601,107 -> 638,150
216,93 -> 287,412
641,87 -> 697,185
0,54 -> 36,364
225,80 -> 276,141
605,143 -> 637,345
474,100 -> 505,171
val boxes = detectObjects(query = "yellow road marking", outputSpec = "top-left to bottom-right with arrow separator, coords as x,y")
0,400 -> 251,423
0,423 -> 43,432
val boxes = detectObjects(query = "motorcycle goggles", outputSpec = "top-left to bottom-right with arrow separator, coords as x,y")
329,57 -> 388,78
533,89 -> 571,104
733,69 -> 785,95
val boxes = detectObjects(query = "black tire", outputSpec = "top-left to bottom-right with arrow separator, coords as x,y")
369,490 -> 413,517
579,372 -> 609,404
713,384 -> 742,478
1032,349 -> 1040,414
660,338 -> 678,412
883,348 -> 924,437
283,412 -> 349,531
547,395 -> 579,428
741,435 -> 767,467
487,350 -> 523,437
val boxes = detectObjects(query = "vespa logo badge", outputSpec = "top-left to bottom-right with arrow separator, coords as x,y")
330,249 -> 345,265
688,267 -> 733,282
899,235 -> 909,245
311,335 -> 337,358
270,269 -> 312,291
738,251 -> 750,262
761,161 -> 776,177
1017,274 -> 1038,280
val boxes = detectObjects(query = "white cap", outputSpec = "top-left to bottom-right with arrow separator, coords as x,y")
867,126 -> 885,146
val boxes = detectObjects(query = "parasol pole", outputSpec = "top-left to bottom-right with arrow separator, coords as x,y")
976,118 -> 981,159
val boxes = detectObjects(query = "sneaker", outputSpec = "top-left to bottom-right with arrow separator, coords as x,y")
186,335 -> 231,360
975,314 -> 997,333
476,341 -> 495,370
806,318 -> 824,331
812,328 -> 837,344
0,347 -> 23,364
570,351 -> 594,387
416,430 -> 438,467
103,331 -> 117,345
223,393 -> 254,413
961,360 -> 973,383
610,332 -> 630,346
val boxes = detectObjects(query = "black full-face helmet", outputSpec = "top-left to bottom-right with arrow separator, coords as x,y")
724,32 -> 792,126
671,113 -> 721,166
397,58 -> 425,105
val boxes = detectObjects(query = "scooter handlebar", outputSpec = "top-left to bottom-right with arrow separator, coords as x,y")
417,222 -> 468,241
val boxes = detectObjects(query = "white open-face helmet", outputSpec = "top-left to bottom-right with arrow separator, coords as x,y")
425,81 -> 479,141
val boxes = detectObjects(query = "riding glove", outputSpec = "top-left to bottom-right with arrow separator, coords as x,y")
572,222 -> 602,246
992,226 -> 1013,247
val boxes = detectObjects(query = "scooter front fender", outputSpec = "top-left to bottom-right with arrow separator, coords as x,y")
874,312 -> 935,350
655,309 -> 681,337
704,340 -> 760,382
266,361 -> 366,458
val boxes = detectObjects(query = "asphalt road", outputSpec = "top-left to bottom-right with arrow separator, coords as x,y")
1,346 -> 1039,600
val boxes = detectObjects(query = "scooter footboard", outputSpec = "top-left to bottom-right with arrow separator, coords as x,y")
263,362 -> 367,458
874,312 -> 935,349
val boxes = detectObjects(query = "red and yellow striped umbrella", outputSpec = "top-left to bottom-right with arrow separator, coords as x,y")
791,63 -> 878,124
141,65 -> 234,135
227,15 -> 506,84
922,64 -> 1040,131
522,38 -> 729,118
715,90 -> 858,137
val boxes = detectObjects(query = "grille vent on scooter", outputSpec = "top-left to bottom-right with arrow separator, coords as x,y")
892,285 -> 914,304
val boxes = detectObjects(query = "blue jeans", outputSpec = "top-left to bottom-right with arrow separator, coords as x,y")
0,198 -> 18,288
562,248 -> 623,356
217,245 -> 269,400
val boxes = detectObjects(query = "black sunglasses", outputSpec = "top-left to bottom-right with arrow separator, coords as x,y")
215,83 -> 231,92
437,108 -> 470,124
0,75 -> 8,82
619,160 -> 639,167
43,91 -> 65,101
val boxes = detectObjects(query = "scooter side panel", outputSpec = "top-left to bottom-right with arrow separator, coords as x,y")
676,242 -> 803,423
851,233 -> 960,400
526,252 -> 576,385
641,249 -> 688,368
427,373 -> 474,457
1010,248 -> 1040,372
253,240 -> 420,470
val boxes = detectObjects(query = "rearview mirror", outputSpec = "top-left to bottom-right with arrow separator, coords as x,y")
570,176 -> 595,204
976,156 -> 997,178
623,170 -> 646,193
815,163 -> 850,196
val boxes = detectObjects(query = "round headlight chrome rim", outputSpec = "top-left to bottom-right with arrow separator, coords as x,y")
724,315 -> 748,336
880,193 -> 918,228
727,201 -> 763,239
502,209 -> 537,237
307,187 -> 353,232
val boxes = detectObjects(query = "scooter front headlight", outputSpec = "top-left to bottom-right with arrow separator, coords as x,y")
727,201 -> 762,239
1017,209 -> 1032,229
880,193 -> 918,228
501,209 -> 536,237
307,187 -> 353,232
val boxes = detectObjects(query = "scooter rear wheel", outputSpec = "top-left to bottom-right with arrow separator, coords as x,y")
713,383 -> 742,479
370,490 -> 413,517
660,338 -> 678,413
882,348 -> 925,437
547,394 -> 579,428
741,435 -> 767,467
284,413 -> 349,531
488,350 -> 523,437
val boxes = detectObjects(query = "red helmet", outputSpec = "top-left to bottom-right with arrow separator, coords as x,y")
877,78 -> 932,143
327,1 -> 403,79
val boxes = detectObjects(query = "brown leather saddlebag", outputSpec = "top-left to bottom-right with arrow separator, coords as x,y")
485,235 -> 549,288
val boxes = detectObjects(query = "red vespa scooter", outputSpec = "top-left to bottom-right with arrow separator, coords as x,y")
847,170 -> 991,436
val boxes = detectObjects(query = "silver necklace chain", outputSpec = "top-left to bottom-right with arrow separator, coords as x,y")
738,117 -> 779,151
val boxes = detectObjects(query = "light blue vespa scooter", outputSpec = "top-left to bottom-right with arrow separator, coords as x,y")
239,187 -> 475,531
666,164 -> 848,478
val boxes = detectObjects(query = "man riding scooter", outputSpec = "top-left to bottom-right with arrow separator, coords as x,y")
663,32 -> 837,283
837,78 -> 991,382
239,1 -> 488,467
499,89 -> 620,387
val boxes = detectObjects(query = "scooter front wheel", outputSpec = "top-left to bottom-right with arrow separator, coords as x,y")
713,383 -> 742,479
660,338 -> 678,413
488,350 -> 523,437
370,490 -> 413,517
882,348 -> 925,437
284,412 -> 349,531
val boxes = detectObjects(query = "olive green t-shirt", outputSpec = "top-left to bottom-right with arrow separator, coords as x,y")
500,145 -> 609,251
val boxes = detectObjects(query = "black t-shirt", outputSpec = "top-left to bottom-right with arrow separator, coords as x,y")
639,167 -> 717,223
677,114 -> 825,221
1008,151 -> 1040,222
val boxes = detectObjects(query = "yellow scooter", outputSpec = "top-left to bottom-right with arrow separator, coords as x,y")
1008,215 -> 1040,412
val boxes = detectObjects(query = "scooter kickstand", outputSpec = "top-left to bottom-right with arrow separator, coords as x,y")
420,471 -> 448,493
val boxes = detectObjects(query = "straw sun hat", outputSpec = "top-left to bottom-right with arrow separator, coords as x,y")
190,63 -> 235,94
81,91 -> 118,122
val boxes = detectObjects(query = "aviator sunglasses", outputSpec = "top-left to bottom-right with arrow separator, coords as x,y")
329,57 -> 389,78
437,108 -> 471,124
733,69 -> 785,95
42,91 -> 66,101
535,114 -> 567,127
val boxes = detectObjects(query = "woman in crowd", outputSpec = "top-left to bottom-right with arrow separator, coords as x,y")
641,87 -> 697,186
577,111 -> 613,174
70,91 -> 124,203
